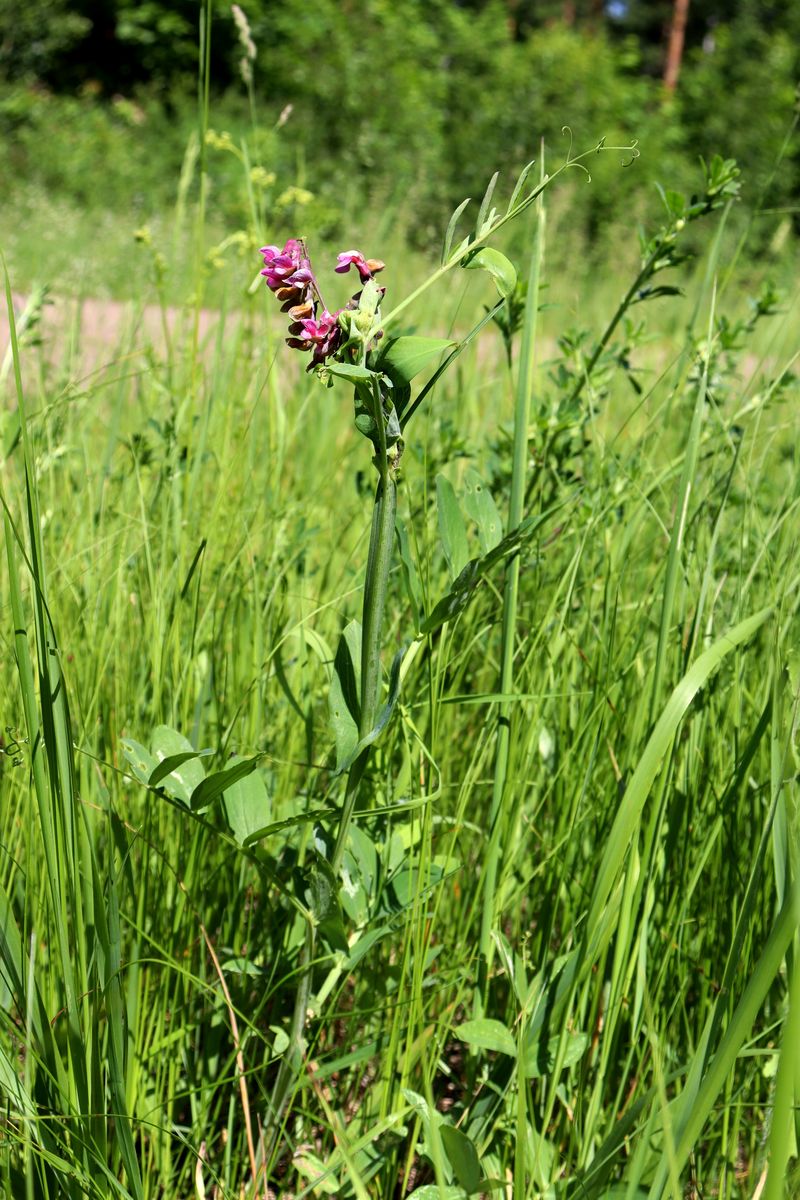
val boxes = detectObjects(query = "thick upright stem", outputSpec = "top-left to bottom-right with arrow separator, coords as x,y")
331,460 -> 397,876
266,396 -> 397,1168
478,201 -> 544,1009
360,474 -> 398,736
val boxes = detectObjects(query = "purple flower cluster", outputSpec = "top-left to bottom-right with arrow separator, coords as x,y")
259,238 -> 385,369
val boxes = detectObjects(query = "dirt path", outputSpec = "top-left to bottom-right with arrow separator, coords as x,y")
1,292 -> 236,382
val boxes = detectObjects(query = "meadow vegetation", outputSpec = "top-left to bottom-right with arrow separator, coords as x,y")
1,2 -> 800,1198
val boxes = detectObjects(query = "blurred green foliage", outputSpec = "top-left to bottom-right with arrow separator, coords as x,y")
0,0 -> 797,252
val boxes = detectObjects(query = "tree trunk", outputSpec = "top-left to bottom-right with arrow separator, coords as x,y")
664,0 -> 690,91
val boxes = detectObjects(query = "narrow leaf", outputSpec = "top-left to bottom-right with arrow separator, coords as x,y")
190,756 -> 259,811
149,749 -> 212,788
476,171 -> 499,236
422,510 -> 551,635
442,196 -> 472,264
243,807 -> 337,847
150,725 -> 207,806
586,607 -> 772,944
507,159 -> 536,214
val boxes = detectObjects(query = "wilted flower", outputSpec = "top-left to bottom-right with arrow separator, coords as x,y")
287,309 -> 342,366
335,251 -> 386,283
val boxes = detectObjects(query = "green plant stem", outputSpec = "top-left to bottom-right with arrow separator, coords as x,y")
332,386 -> 397,875
267,385 -> 397,1165
375,140 -> 631,339
265,922 -> 316,1147
477,197 -> 545,1008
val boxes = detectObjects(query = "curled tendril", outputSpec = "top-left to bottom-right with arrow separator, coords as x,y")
566,159 -> 593,184
2,726 -> 24,767
621,140 -> 641,168
561,125 -> 575,163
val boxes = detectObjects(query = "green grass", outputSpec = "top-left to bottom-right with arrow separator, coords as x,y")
1,127 -> 800,1200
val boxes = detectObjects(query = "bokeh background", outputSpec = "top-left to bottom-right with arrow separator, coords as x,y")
1,0 -> 798,301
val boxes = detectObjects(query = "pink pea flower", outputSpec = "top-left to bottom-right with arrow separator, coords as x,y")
260,239 -> 316,307
335,250 -> 386,283
286,309 -> 342,368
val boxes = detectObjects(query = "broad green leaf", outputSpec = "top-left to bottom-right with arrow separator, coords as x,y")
453,1018 -> 516,1057
354,410 -> 376,438
150,725 -> 207,806
526,1126 -> 557,1190
341,825 -> 379,925
149,748 -> 212,788
399,300 -> 505,432
328,621 -> 362,771
464,248 -> 517,298
390,859 -> 455,910
326,361 -> 376,385
378,336 -> 456,385
302,852 -> 347,952
190,756 -> 258,812
294,1151 -> 340,1195
345,924 -> 392,970
441,1125 -> 482,1194
437,474 -> 469,581
407,1188 -> 467,1200
0,1041 -> 35,1119
302,851 -> 337,922
120,738 -> 157,786
220,956 -> 263,978
462,468 -> 503,553
522,1030 -> 589,1079
270,1025 -> 290,1055
221,756 -> 271,845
